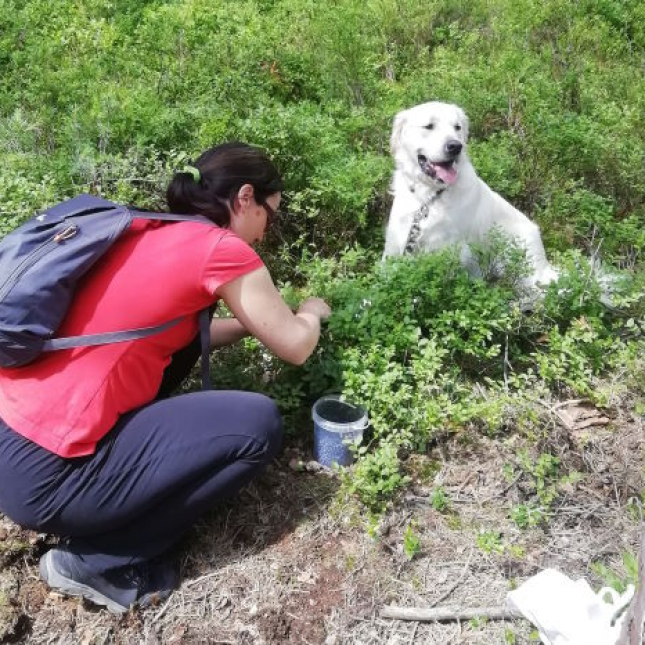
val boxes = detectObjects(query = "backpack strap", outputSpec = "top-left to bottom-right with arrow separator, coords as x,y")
41,317 -> 185,351
43,309 -> 213,390
129,210 -> 215,226
199,309 -> 212,390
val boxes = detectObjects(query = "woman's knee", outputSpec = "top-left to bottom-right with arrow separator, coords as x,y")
249,394 -> 283,461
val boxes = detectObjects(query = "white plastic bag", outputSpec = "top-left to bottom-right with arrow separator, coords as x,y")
506,569 -> 634,645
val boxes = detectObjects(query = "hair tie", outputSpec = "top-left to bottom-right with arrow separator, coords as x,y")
182,165 -> 201,183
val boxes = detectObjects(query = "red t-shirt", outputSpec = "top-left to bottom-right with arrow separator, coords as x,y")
0,218 -> 264,458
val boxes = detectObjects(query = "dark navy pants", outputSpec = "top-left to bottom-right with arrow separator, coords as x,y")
0,338 -> 282,574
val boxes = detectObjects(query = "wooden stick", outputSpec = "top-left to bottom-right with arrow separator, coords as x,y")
616,522 -> 645,645
380,606 -> 516,622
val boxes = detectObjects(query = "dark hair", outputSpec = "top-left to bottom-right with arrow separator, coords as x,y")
166,142 -> 284,226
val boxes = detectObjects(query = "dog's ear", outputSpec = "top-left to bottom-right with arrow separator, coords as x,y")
457,107 -> 470,142
390,110 -> 407,156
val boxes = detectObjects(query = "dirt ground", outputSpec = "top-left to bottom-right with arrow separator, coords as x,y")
0,399 -> 643,645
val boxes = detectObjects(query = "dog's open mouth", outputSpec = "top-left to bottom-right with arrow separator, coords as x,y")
418,155 -> 458,185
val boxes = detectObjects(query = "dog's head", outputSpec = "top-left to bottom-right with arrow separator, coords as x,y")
390,101 -> 469,188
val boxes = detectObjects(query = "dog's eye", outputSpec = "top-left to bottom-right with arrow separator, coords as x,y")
454,124 -> 462,131
423,123 -> 435,130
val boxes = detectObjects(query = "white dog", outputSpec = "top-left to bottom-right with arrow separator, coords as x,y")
383,101 -> 558,291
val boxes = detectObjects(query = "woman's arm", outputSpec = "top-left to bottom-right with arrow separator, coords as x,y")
210,317 -> 250,348
215,266 -> 331,365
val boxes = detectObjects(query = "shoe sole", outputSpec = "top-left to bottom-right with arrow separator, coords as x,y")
39,551 -> 129,614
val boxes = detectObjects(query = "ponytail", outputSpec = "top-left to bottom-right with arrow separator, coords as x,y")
166,142 -> 283,226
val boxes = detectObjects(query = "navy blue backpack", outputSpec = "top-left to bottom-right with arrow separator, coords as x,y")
0,194 -> 214,388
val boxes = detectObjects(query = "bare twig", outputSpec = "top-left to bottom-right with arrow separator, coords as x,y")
552,398 -> 588,411
183,570 -> 224,589
429,548 -> 474,608
503,334 -> 510,391
380,605 -> 516,622
456,472 -> 477,494
580,226 -> 603,307
615,521 -> 645,645
536,398 -> 587,413
480,471 -> 523,504
152,597 -> 173,624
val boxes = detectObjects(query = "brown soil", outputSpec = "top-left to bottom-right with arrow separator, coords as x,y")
0,402 -> 643,644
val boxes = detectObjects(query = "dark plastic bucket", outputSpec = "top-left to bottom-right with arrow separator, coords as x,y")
312,395 -> 368,467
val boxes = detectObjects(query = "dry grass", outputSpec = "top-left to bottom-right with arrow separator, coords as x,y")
0,403 -> 642,644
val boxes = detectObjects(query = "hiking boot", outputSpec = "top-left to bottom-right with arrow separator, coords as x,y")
39,546 -> 180,614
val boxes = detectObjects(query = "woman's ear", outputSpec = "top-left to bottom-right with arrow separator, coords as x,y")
235,184 -> 255,213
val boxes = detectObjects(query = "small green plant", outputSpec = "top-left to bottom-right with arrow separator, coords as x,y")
476,529 -> 504,555
403,523 -> 421,560
504,627 -> 517,644
341,439 -> 410,513
510,503 -> 545,529
507,544 -> 526,559
509,451 -> 564,527
469,615 -> 488,629
590,552 -> 639,594
430,486 -> 450,513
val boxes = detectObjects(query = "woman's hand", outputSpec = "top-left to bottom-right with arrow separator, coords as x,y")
296,297 -> 332,321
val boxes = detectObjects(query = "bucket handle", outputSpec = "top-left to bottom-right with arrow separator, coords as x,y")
356,416 -> 370,431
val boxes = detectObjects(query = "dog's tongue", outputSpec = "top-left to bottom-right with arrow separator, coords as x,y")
433,163 -> 457,185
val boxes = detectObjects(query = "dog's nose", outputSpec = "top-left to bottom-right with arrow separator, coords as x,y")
445,140 -> 463,157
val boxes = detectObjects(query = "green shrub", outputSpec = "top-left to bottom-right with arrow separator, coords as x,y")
3,0 -> 645,513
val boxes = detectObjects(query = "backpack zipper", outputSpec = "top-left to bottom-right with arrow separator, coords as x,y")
53,225 -> 78,243
0,225 -> 79,302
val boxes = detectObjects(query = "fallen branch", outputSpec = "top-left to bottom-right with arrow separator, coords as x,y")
380,605 -> 516,622
615,521 -> 645,645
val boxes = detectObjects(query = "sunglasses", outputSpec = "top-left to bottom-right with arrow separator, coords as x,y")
261,200 -> 280,227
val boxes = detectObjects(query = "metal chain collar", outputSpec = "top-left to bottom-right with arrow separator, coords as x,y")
404,189 -> 445,254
